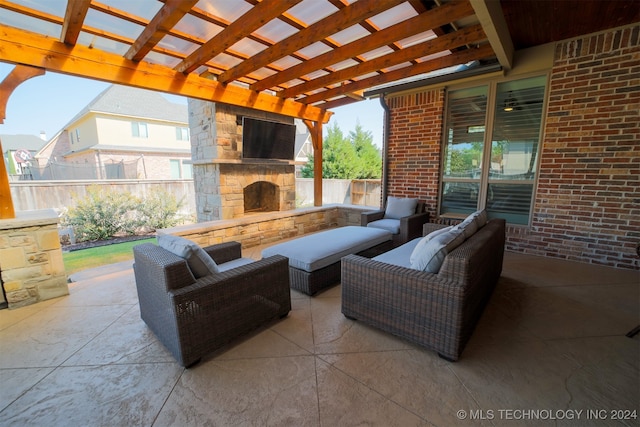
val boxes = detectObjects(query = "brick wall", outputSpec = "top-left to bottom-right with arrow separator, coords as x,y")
386,89 -> 444,219
531,25 -> 639,268
385,25 -> 639,269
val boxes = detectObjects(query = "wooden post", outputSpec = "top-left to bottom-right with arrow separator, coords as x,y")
0,65 -> 45,219
303,120 -> 323,206
0,140 -> 15,219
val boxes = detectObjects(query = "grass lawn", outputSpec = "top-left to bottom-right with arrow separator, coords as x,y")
63,238 -> 156,275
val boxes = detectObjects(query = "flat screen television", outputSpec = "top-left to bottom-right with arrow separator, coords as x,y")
242,117 -> 296,160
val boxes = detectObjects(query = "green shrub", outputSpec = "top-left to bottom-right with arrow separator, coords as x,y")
63,186 -> 186,242
137,187 -> 184,230
64,186 -> 140,242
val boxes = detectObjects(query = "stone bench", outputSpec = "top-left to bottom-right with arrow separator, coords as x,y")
261,226 -> 393,295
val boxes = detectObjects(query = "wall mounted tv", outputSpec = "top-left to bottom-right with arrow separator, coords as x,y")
242,117 -> 296,160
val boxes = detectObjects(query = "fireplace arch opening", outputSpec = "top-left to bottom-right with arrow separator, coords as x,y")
244,181 -> 279,214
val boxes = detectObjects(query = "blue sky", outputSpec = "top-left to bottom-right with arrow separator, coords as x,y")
0,63 -> 384,147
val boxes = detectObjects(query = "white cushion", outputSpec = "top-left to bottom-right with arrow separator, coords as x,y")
455,216 -> 478,239
157,234 -> 219,278
367,218 -> 401,234
384,197 -> 418,219
409,226 -> 452,266
410,228 -> 465,273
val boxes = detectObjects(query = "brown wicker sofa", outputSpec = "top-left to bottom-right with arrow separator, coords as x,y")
341,218 -> 506,361
133,240 -> 291,367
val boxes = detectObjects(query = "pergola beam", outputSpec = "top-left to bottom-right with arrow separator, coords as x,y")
281,24 -> 486,99
125,0 -> 199,62
301,43 -> 495,105
60,0 -> 91,45
217,0 -> 405,84
251,0 -> 474,92
471,0 -> 514,70
175,0 -> 303,74
0,24 -> 331,123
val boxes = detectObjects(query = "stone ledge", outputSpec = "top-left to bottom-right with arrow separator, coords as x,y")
159,204 -> 374,249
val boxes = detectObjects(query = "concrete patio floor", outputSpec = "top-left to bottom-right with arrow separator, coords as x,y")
0,244 -> 638,426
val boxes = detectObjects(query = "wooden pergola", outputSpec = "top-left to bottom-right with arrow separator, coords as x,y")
0,0 -> 516,219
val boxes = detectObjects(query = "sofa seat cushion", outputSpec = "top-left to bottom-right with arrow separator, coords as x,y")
262,226 -> 392,272
384,197 -> 418,219
366,218 -> 401,234
158,234 -> 219,278
410,228 -> 465,273
372,237 -> 421,268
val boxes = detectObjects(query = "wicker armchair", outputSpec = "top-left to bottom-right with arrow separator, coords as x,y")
133,241 -> 291,367
361,197 -> 429,247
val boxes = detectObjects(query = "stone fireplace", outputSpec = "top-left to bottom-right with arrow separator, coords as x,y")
189,100 -> 297,221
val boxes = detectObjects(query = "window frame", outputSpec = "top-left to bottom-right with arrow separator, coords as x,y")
131,121 -> 148,138
438,73 -> 549,226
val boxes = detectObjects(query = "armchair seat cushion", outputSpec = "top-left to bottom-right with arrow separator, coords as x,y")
366,218 -> 401,235
218,257 -> 255,272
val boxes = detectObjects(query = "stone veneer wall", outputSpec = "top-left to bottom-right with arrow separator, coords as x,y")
188,99 -> 296,222
159,204 -> 367,249
0,209 -> 68,309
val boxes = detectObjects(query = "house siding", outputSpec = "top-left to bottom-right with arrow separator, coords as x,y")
385,25 -> 639,269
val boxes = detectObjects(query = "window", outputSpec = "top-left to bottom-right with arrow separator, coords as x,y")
169,159 -> 181,179
176,127 -> 189,141
131,122 -> 148,138
182,161 -> 193,179
440,75 -> 546,225
170,159 -> 193,179
75,128 -> 80,142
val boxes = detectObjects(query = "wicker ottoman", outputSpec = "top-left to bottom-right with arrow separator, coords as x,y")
261,226 -> 393,295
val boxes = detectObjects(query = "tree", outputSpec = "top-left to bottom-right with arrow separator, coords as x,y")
350,122 -> 382,179
301,121 -> 382,179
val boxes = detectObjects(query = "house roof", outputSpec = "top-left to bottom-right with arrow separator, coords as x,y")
65,84 -> 188,128
0,1 -> 638,123
0,134 -> 46,152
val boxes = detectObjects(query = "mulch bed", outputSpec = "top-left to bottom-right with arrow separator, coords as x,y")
62,234 -> 156,252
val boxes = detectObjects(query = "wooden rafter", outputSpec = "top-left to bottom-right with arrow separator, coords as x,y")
0,25 -> 331,123
125,0 -> 199,62
0,0 -> 495,111
282,24 -> 486,99
175,0 -> 303,74
60,0 -> 91,45
301,43 -> 495,105
251,1 -> 474,92
217,0 -> 406,84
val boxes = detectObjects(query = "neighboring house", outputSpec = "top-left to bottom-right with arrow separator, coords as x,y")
36,84 -> 192,180
0,133 -> 46,180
